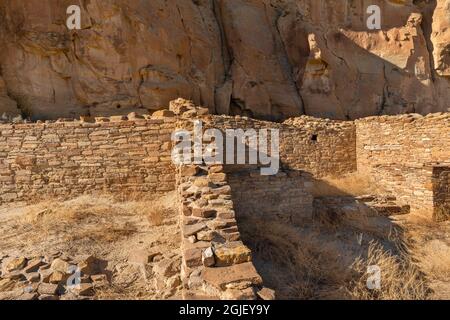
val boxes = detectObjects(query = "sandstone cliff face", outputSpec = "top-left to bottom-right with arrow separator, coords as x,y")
0,0 -> 449,120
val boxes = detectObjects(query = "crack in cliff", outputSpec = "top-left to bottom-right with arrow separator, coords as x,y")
271,6 -> 305,115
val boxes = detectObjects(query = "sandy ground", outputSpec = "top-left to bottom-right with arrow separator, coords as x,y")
0,192 -> 181,300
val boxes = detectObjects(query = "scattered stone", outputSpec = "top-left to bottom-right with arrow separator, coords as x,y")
38,283 -> 59,295
78,255 -> 103,275
39,269 -> 53,283
71,283 -> 95,297
5,257 -> 27,272
49,271 -> 69,284
5,271 -> 26,281
187,235 -> 197,244
50,258 -> 70,274
24,258 -> 47,273
193,177 -> 214,188
209,165 -> 224,174
222,287 -> 256,300
127,112 -> 145,120
257,287 -> 276,300
0,278 -> 16,291
180,165 -> 199,177
209,173 -> 227,183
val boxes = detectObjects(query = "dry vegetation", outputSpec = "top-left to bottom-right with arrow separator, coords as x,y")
239,208 -> 435,300
0,192 -> 181,300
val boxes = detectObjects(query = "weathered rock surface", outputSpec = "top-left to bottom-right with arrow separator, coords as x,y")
0,0 -> 449,120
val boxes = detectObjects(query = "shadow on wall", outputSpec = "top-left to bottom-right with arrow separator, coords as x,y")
228,167 -> 421,299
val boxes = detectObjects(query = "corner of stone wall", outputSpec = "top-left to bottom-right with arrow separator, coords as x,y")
176,164 -> 274,300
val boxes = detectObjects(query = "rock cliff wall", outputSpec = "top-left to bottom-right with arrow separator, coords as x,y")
0,0 -> 449,120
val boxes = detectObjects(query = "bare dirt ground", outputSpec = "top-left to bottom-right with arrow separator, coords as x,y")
0,192 -> 181,300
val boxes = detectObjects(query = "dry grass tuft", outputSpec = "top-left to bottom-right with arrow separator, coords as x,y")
348,241 -> 429,300
239,216 -> 351,299
239,214 -> 430,300
12,192 -> 177,248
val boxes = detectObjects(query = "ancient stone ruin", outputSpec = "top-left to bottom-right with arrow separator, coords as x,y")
0,98 -> 448,299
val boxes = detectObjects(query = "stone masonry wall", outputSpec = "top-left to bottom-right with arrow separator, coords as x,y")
356,113 -> 450,219
203,115 -> 357,178
228,170 -> 314,225
176,165 -> 273,300
0,117 -> 176,203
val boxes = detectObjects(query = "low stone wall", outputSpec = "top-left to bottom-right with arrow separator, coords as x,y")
368,165 -> 435,212
204,115 -> 357,178
0,117 -> 176,203
228,170 -> 314,224
356,113 -> 450,220
356,113 -> 450,169
176,165 -> 273,300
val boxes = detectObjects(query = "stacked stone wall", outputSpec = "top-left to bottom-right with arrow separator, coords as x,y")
0,117 -> 176,203
356,113 -> 450,219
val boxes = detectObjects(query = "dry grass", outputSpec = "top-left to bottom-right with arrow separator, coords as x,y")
402,210 -> 450,283
239,216 -> 350,299
348,241 -> 429,300
312,172 -> 386,197
10,192 -> 177,248
239,212 -> 430,300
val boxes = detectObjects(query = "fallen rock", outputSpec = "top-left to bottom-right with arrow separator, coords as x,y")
50,258 -> 70,274
257,287 -> 276,300
5,271 -> 26,281
5,257 -> 27,272
0,278 -> 16,291
49,271 -> 70,285
222,287 -> 256,300
25,272 -> 40,283
37,283 -> 59,295
71,283 -> 95,297
24,258 -> 47,273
